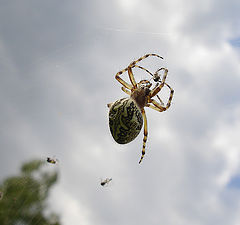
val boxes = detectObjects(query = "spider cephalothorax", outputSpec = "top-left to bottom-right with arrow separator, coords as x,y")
130,80 -> 151,109
108,54 -> 174,163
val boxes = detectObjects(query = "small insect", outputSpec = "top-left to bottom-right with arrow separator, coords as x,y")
101,178 -> 112,186
108,54 -> 174,163
46,157 -> 58,164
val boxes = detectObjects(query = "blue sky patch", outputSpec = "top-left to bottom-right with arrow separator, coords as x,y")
229,38 -> 240,47
227,175 -> 240,189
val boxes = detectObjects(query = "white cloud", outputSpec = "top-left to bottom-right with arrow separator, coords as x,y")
1,0 -> 240,224
117,0 -> 139,12
211,106 -> 240,187
49,186 -> 92,225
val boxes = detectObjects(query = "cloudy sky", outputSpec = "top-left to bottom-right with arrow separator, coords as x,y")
1,0 -> 240,224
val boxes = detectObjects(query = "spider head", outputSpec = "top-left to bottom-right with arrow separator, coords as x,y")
135,80 -> 152,96
138,79 -> 152,88
131,80 -> 152,109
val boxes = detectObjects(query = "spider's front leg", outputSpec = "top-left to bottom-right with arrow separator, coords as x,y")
139,109 -> 148,164
163,83 -> 174,109
115,68 -> 133,90
150,68 -> 168,98
115,64 -> 139,91
147,83 -> 174,112
116,53 -> 164,90
129,53 -> 163,67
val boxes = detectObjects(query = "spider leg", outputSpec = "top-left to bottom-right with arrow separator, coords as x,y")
148,83 -> 174,112
139,109 -> 148,164
121,87 -> 131,95
129,53 -> 163,67
134,65 -> 154,77
146,103 -> 166,112
128,64 -> 155,88
116,54 -> 163,90
150,68 -> 168,98
116,65 -> 140,88
127,66 -> 137,87
152,82 -> 171,107
164,83 -> 174,109
125,63 -> 154,88
156,94 -> 165,106
115,68 -> 133,90
107,87 -> 132,108
117,53 -> 162,89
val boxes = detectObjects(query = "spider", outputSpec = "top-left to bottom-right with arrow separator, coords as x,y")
108,54 -> 174,164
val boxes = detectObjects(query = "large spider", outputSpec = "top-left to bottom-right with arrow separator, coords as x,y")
108,54 -> 174,164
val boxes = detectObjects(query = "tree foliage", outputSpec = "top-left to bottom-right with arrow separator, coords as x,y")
0,159 -> 61,225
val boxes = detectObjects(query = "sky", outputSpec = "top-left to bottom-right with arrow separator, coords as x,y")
0,0 -> 240,224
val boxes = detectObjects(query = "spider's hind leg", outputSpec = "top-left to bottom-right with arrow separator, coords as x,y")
139,109 -> 148,164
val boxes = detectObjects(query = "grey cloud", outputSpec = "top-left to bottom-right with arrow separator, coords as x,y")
1,0 -> 240,225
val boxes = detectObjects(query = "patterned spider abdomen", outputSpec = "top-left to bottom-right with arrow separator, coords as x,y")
109,98 -> 143,144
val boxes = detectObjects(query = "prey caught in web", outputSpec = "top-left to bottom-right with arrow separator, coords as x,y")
100,178 -> 112,187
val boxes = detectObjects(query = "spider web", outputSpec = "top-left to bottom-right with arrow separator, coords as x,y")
0,159 -> 61,225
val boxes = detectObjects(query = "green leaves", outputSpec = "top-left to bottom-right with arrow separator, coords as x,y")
0,159 -> 61,225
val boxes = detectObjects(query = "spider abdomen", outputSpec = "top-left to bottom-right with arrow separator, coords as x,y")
109,98 -> 143,144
